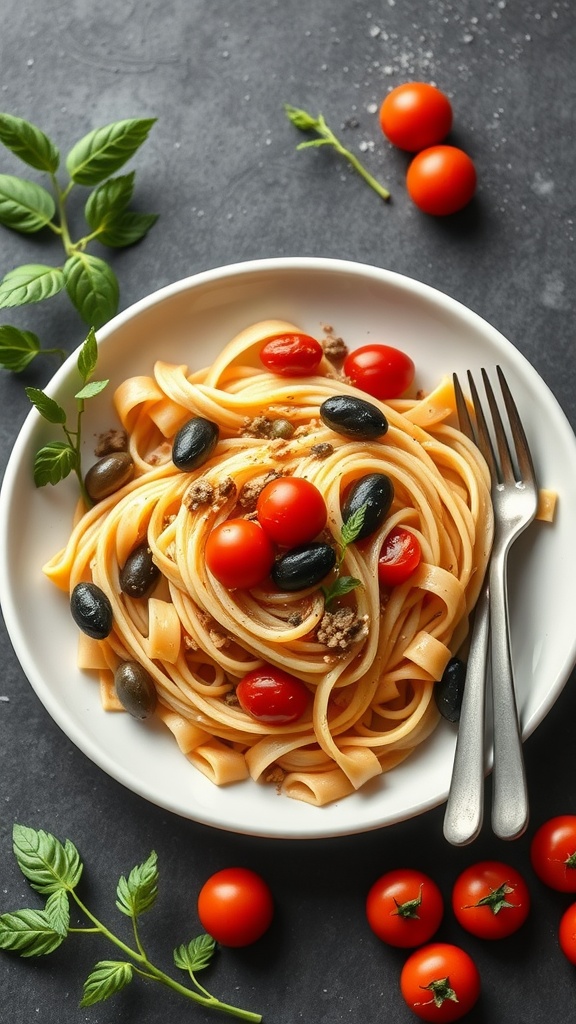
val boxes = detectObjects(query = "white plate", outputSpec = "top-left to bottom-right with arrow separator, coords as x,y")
2,258 -> 576,838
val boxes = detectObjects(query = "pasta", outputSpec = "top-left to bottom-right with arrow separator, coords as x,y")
44,319 -> 494,806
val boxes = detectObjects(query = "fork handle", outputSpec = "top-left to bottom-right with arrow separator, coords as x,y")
443,582 -> 490,846
489,546 -> 529,840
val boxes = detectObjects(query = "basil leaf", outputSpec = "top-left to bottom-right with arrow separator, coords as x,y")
98,210 -> 158,248
115,851 -> 158,919
0,113 -> 59,173
0,325 -> 41,371
84,171 -> 135,231
66,118 -> 156,186
173,934 -> 216,975
0,174 -> 55,233
75,379 -> 109,400
80,960 -> 133,1007
76,324 -> 98,381
0,264 -> 65,308
63,253 -> 119,328
322,575 -> 362,608
0,906 -> 67,957
32,442 -> 78,486
25,387 -> 66,424
12,825 -> 83,894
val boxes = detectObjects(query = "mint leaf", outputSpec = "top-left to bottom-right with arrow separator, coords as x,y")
98,210 -> 158,248
174,934 -> 216,975
66,118 -> 156,186
45,889 -> 70,937
0,113 -> 59,173
76,324 -> 98,381
116,851 -> 158,919
12,825 -> 83,894
63,253 -> 119,327
0,906 -> 67,957
0,263 -> 65,308
341,503 -> 367,547
32,441 -> 78,486
84,171 -> 135,231
80,960 -> 133,1007
0,325 -> 40,371
322,576 -> 362,608
25,387 -> 66,424
0,174 -> 55,233
76,379 -> 109,400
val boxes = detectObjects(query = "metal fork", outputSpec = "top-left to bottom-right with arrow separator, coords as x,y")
443,366 -> 539,845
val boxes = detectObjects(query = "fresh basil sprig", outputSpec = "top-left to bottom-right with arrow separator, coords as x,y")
322,503 -> 367,609
284,104 -> 390,202
0,114 -> 157,371
0,824 -> 262,1022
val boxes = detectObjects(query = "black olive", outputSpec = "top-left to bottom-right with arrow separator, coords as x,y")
341,473 -> 394,540
435,657 -> 466,722
70,582 -> 113,639
119,542 -> 160,598
172,417 -> 219,471
271,542 -> 336,592
319,395 -> 389,440
85,452 -> 134,503
114,661 -> 157,719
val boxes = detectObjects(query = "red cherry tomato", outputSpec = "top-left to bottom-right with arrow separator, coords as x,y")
237,665 -> 309,724
259,332 -> 323,376
406,146 -> 477,216
366,868 -> 444,948
205,519 -> 275,589
451,861 -> 530,939
343,344 -> 415,400
378,527 -> 422,587
379,82 -> 453,152
256,476 -> 327,547
559,902 -> 576,964
197,867 -> 274,947
400,943 -> 480,1022
530,815 -> 576,892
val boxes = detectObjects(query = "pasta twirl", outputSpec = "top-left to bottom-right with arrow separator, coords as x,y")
44,320 -> 494,807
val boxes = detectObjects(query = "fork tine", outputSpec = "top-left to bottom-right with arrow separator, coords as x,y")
496,365 -> 537,486
480,368 -> 517,485
452,373 -> 475,442
466,371 -> 498,481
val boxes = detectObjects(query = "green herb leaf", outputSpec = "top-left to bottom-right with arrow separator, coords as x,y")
84,171 -> 135,231
76,325 -> 98,381
25,387 -> 66,424
76,379 -> 109,400
284,104 -> 320,132
0,325 -> 40,371
0,263 -> 65,308
116,851 -> 158,919
80,960 -> 133,1007
0,906 -> 67,957
45,888 -> 70,937
98,210 -> 159,248
64,253 -> 119,328
322,576 -> 362,608
341,504 -> 368,547
0,174 -> 55,233
0,113 -> 59,173
12,825 -> 83,894
32,441 -> 78,486
174,934 -> 216,975
66,118 -> 156,186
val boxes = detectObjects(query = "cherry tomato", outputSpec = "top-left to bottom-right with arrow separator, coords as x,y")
400,943 -> 480,1022
378,527 -> 422,587
559,902 -> 576,964
205,518 -> 275,589
237,665 -> 309,724
343,344 -> 415,400
259,332 -> 323,376
379,82 -> 453,152
197,867 -> 274,947
256,476 -> 327,547
452,861 -> 530,939
406,146 -> 477,216
530,815 -> 576,892
366,868 -> 444,948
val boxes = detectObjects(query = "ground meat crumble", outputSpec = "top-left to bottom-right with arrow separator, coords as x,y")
316,608 -> 369,650
94,429 -> 128,456
238,470 -> 282,510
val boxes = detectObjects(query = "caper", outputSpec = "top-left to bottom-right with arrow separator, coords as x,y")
434,657 -> 466,723
85,452 -> 134,503
270,417 -> 295,439
114,661 -> 157,719
70,581 -> 113,639
119,542 -> 160,598
271,542 -> 336,592
319,395 -> 389,440
341,472 -> 394,540
172,417 -> 219,471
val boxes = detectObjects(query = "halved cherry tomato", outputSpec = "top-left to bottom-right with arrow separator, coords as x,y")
205,518 -> 275,589
259,332 -> 323,376
197,867 -> 274,947
343,344 -> 415,400
366,868 -> 443,948
257,476 -> 327,547
237,665 -> 309,724
400,943 -> 480,1022
559,902 -> 576,964
451,861 -> 530,939
378,527 -> 422,586
530,815 -> 576,892
379,82 -> 453,152
406,146 -> 477,216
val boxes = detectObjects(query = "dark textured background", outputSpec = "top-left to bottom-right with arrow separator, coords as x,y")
1,1 -> 575,1022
